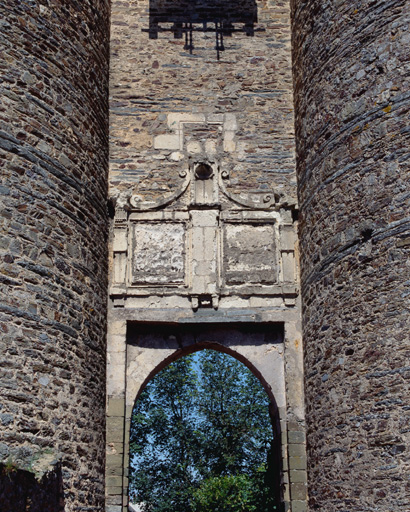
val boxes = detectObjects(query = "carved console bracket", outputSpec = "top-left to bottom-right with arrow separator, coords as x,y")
129,170 -> 191,210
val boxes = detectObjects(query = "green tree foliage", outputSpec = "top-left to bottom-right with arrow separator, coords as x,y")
190,470 -> 279,512
191,474 -> 258,512
129,350 -> 281,512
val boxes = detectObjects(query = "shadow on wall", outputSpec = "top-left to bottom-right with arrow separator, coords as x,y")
144,0 -> 260,58
0,463 -> 64,512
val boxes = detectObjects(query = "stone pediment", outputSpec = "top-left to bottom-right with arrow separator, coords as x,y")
127,160 -> 277,212
110,161 -> 298,310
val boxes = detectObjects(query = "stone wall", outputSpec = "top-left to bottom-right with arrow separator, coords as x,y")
108,3 -> 307,511
109,0 -> 296,204
0,1 -> 110,510
291,0 -> 410,510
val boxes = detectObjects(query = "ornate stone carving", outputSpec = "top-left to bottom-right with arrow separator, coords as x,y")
110,161 -> 297,310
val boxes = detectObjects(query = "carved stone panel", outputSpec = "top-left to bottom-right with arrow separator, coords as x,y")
130,223 -> 186,285
109,153 -> 298,306
223,223 -> 277,285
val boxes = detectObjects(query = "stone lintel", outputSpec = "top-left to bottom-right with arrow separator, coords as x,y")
111,306 -> 299,324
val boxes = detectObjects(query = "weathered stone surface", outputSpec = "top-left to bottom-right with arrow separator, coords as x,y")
132,222 -> 186,284
224,223 -> 277,284
2,1 -> 407,511
291,501 -> 307,512
0,1 -> 109,509
290,469 -> 307,483
109,0 -> 296,204
0,462 -> 63,512
292,0 -> 410,510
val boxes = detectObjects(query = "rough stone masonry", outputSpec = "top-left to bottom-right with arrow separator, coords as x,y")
292,0 -> 410,510
0,1 -> 110,510
109,0 -> 297,205
0,0 -> 409,511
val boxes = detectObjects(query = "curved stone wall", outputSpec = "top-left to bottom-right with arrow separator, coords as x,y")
292,0 -> 410,510
0,1 -> 109,509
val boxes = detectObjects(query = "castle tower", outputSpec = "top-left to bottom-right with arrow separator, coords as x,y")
0,1 -> 110,509
2,1 -> 408,511
292,1 -> 410,509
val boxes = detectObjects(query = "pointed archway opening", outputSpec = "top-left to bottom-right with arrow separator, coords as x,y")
128,342 -> 284,512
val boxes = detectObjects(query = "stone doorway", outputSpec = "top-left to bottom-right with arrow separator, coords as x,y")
106,320 -> 307,512
106,135 -> 307,511
127,333 -> 285,511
